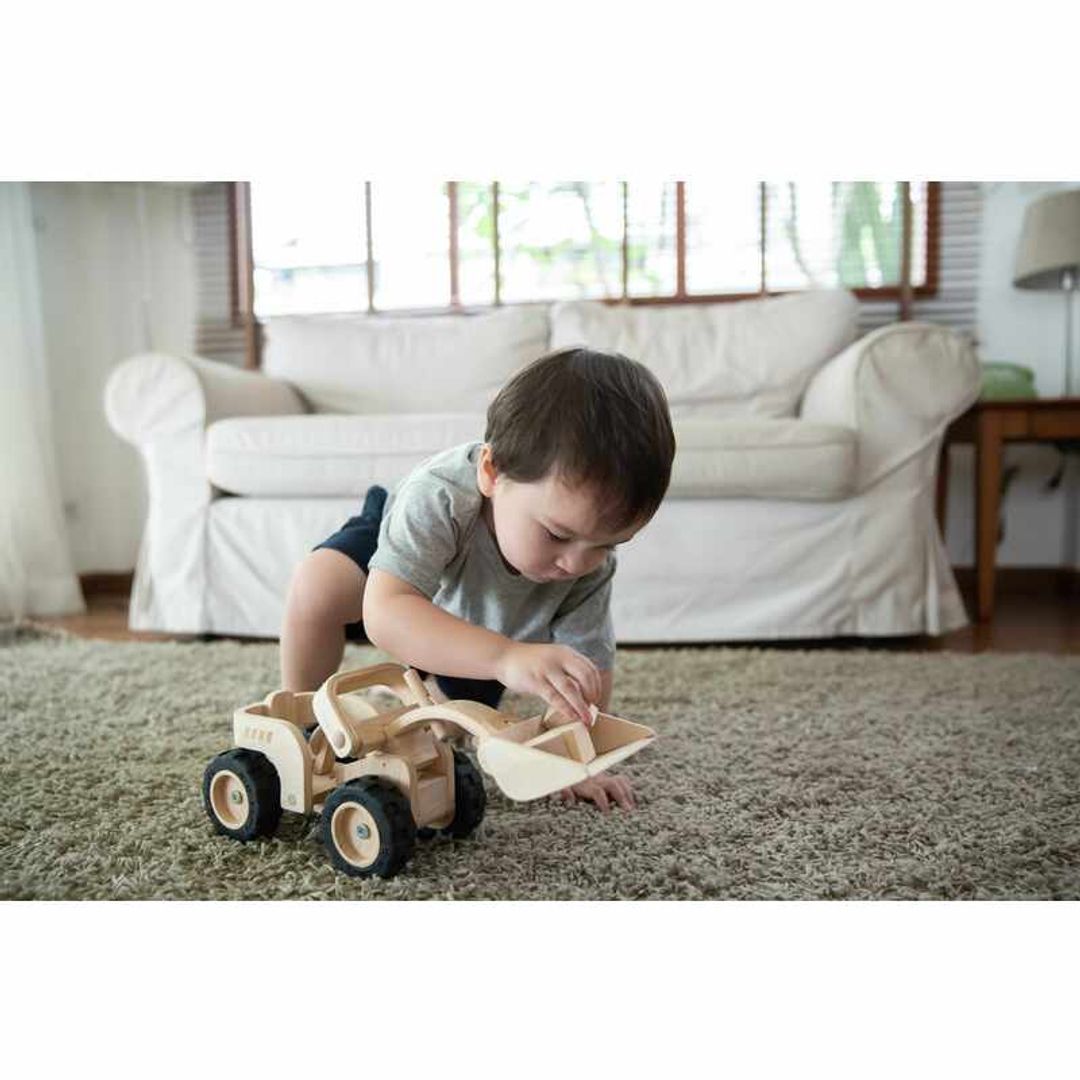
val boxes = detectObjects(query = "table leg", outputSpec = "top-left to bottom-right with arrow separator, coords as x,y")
974,410 -> 1004,621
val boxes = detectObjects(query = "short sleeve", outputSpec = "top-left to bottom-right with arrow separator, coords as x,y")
549,554 -> 616,670
367,479 -> 464,599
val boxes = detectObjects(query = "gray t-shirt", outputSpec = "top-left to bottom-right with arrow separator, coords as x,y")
367,442 -> 616,670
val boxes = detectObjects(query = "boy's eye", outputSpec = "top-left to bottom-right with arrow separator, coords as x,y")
544,527 -> 569,543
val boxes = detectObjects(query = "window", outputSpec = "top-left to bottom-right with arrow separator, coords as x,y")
243,181 -> 938,317
250,182 -> 368,316
369,182 -> 451,311
685,182 -> 762,296
764,182 -> 929,292
497,181 -> 624,303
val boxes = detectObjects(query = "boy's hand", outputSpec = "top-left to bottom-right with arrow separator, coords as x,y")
556,774 -> 635,812
495,642 -> 600,726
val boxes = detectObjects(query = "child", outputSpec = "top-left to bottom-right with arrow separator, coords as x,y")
280,346 -> 675,810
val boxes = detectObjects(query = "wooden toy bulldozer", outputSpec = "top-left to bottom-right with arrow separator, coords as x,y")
203,662 -> 655,879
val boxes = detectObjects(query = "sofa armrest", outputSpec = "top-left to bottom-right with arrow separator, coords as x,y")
105,352 -> 306,446
799,322 -> 980,492
103,354 -> 306,633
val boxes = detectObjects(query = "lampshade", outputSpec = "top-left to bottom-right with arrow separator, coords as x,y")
1014,188 -> 1080,289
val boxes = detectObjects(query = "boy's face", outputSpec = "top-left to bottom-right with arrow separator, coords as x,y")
477,445 -> 642,583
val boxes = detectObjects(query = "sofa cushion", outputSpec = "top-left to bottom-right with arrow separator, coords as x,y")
550,290 -> 859,420
260,305 -> 550,415
207,414 -> 855,502
671,418 -> 856,500
206,413 -> 486,497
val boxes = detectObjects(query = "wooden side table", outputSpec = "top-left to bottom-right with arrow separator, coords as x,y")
938,398 -> 1080,621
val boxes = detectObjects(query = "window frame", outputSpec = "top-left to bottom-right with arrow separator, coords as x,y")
231,180 -> 940,367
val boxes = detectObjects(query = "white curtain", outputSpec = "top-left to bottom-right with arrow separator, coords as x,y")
0,183 -> 84,619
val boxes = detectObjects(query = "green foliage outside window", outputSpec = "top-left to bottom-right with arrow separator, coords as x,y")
251,180 -> 926,314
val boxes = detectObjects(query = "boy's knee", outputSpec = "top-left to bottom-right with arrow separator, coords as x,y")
285,549 -> 366,627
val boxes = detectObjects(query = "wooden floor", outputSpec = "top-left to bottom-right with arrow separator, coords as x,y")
29,569 -> 1080,654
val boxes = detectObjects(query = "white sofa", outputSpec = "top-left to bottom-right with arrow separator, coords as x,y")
105,290 -> 980,642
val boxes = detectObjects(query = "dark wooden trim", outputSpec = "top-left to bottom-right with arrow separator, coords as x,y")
925,180 -> 941,294
448,181 -> 460,309
675,182 -> 686,298
232,182 -> 260,370
492,181 -> 501,306
290,283 -> 940,318
616,291 -> 769,307
853,284 -> 938,301
953,566 -> 1080,594
364,182 -> 375,313
613,284 -> 937,307
946,397 -> 1080,443
79,572 -> 134,597
243,284 -> 939,320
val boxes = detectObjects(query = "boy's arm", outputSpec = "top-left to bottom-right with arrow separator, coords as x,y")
363,568 -> 600,724
364,567 -> 507,681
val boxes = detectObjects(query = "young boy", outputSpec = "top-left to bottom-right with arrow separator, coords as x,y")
279,346 -> 675,810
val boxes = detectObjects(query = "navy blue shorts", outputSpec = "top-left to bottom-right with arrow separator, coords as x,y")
314,486 -> 505,709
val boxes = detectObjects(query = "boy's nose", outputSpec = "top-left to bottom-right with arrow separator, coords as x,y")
556,551 -> 589,577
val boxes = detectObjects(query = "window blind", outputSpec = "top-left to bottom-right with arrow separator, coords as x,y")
193,182 -> 246,365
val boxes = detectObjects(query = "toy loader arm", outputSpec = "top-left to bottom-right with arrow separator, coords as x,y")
314,663 -> 431,757
388,702 -> 656,802
386,701 -> 519,743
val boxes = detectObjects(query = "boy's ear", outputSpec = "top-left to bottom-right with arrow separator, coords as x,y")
476,443 -> 498,497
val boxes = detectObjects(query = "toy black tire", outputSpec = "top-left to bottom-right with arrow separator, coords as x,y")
203,748 -> 282,842
322,777 -> 416,879
443,749 -> 486,839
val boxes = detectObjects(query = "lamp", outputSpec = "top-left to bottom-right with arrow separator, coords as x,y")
1013,187 -> 1080,395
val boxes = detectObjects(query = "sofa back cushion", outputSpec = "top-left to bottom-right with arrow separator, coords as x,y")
260,305 -> 550,414
550,290 -> 859,419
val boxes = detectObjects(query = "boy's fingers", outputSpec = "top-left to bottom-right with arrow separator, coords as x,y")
545,684 -> 583,728
570,656 -> 601,705
550,673 -> 592,725
591,784 -> 610,811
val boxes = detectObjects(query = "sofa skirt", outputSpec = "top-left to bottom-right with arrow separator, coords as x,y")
165,492 -> 967,642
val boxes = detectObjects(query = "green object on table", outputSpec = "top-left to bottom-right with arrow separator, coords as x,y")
980,361 -> 1038,400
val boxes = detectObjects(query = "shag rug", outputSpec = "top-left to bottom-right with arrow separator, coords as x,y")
2,626 -> 1078,900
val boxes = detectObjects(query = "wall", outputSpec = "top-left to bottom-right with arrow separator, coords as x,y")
30,183 -> 197,573
943,181 -> 1080,570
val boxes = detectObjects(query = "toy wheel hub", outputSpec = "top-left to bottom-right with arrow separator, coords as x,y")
209,770 -> 249,829
330,803 -> 381,869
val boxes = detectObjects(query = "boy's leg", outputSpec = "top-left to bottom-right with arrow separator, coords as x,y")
279,548 -> 367,691
280,484 -> 387,692
433,674 -> 506,709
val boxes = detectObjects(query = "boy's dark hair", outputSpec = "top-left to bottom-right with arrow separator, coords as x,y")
485,346 -> 675,530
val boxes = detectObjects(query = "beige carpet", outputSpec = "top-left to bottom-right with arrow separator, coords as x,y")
2,626 -> 1078,900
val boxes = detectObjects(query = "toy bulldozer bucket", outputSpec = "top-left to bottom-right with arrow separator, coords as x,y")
313,665 -> 656,803
474,709 -> 655,801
